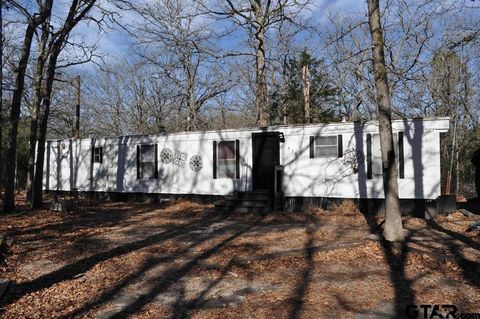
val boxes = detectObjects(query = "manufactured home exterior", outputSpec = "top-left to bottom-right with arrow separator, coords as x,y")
43,117 -> 450,216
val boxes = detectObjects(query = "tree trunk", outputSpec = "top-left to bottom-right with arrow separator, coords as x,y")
367,0 -> 404,242
32,100 -> 50,209
26,23 -> 49,203
254,23 -> 268,127
186,65 -> 197,131
0,0 -> 4,192
74,75 -> 80,138
32,53 -> 59,209
31,0 -> 96,209
3,23 -> 36,213
302,64 -> 310,124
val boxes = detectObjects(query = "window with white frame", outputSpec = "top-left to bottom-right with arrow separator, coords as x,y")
137,144 -> 157,179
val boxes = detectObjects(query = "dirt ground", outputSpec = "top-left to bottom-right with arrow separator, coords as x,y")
0,198 -> 479,319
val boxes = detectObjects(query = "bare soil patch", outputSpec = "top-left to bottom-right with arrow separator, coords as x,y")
0,198 -> 479,318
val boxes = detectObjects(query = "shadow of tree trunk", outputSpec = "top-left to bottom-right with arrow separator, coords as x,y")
289,214 -> 319,319
361,212 -> 415,318
426,220 -> 479,287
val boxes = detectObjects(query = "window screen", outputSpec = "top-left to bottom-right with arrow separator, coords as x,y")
311,135 -> 342,158
217,141 -> 236,178
137,144 -> 157,179
367,133 -> 404,179
371,134 -> 383,176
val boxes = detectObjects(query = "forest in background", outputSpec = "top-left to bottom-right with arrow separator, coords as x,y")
1,0 -> 479,199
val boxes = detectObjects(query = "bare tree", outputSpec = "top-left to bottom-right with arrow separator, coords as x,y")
32,0 -> 100,209
3,0 -> 53,213
367,0 -> 404,241
25,18 -> 50,202
209,0 -> 310,127
130,0 -> 230,132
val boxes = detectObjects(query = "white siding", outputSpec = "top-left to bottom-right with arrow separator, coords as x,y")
43,118 -> 449,200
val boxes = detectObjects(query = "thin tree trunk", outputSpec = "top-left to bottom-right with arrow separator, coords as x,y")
0,0 -> 3,192
186,68 -> 197,131
26,22 -> 49,203
302,64 -> 310,124
367,0 -> 404,242
255,23 -> 268,127
74,75 -> 80,138
3,23 -> 36,213
282,76 -> 288,125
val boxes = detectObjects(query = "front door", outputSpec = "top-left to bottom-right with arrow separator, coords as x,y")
252,132 -> 280,195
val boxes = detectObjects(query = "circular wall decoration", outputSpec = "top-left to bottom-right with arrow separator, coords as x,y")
160,148 -> 174,164
189,155 -> 203,172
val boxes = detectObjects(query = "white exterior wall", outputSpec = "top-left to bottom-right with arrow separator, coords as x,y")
280,120 -> 444,199
43,118 -> 449,200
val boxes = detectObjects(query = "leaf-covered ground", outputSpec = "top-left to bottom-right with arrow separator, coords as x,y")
0,199 -> 479,318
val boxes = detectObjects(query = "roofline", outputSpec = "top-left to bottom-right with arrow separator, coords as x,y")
48,117 -> 450,142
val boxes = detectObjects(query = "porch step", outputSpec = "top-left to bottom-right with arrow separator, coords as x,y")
235,190 -> 270,201
214,190 -> 272,214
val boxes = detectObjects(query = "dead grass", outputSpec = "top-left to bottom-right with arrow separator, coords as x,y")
0,198 -> 479,319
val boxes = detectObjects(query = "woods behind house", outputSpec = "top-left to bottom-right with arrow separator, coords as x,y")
0,0 -> 479,216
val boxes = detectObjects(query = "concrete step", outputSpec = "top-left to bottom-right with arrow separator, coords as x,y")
235,190 -> 271,201
214,190 -> 274,214
216,199 -> 270,207
224,195 -> 237,201
232,206 -> 270,214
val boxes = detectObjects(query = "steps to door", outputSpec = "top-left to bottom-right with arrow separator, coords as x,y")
214,190 -> 272,214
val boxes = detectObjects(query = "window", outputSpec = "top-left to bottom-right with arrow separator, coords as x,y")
137,144 -> 158,179
213,140 -> 239,179
366,133 -> 404,179
93,147 -> 103,163
398,132 -> 404,179
309,135 -> 343,158
371,134 -> 382,177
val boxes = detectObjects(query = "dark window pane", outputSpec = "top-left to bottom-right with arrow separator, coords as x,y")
141,162 -> 155,179
218,142 -> 235,159
141,145 -> 155,162
217,159 -> 236,178
315,136 -> 337,146
94,147 -> 102,163
315,146 -> 337,157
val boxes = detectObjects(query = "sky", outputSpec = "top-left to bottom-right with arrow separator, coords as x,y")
65,0 -> 368,73
4,0 -> 478,75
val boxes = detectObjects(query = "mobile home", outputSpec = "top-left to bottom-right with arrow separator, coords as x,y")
43,117 -> 450,217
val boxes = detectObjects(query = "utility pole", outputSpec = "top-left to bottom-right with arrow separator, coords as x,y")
74,75 -> 80,139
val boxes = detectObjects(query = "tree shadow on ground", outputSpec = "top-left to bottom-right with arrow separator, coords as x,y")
1,203 -> 327,319
288,214 -> 319,319
426,220 -> 480,288
1,205 -> 230,306
7,200 -> 478,318
360,211 -> 415,319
